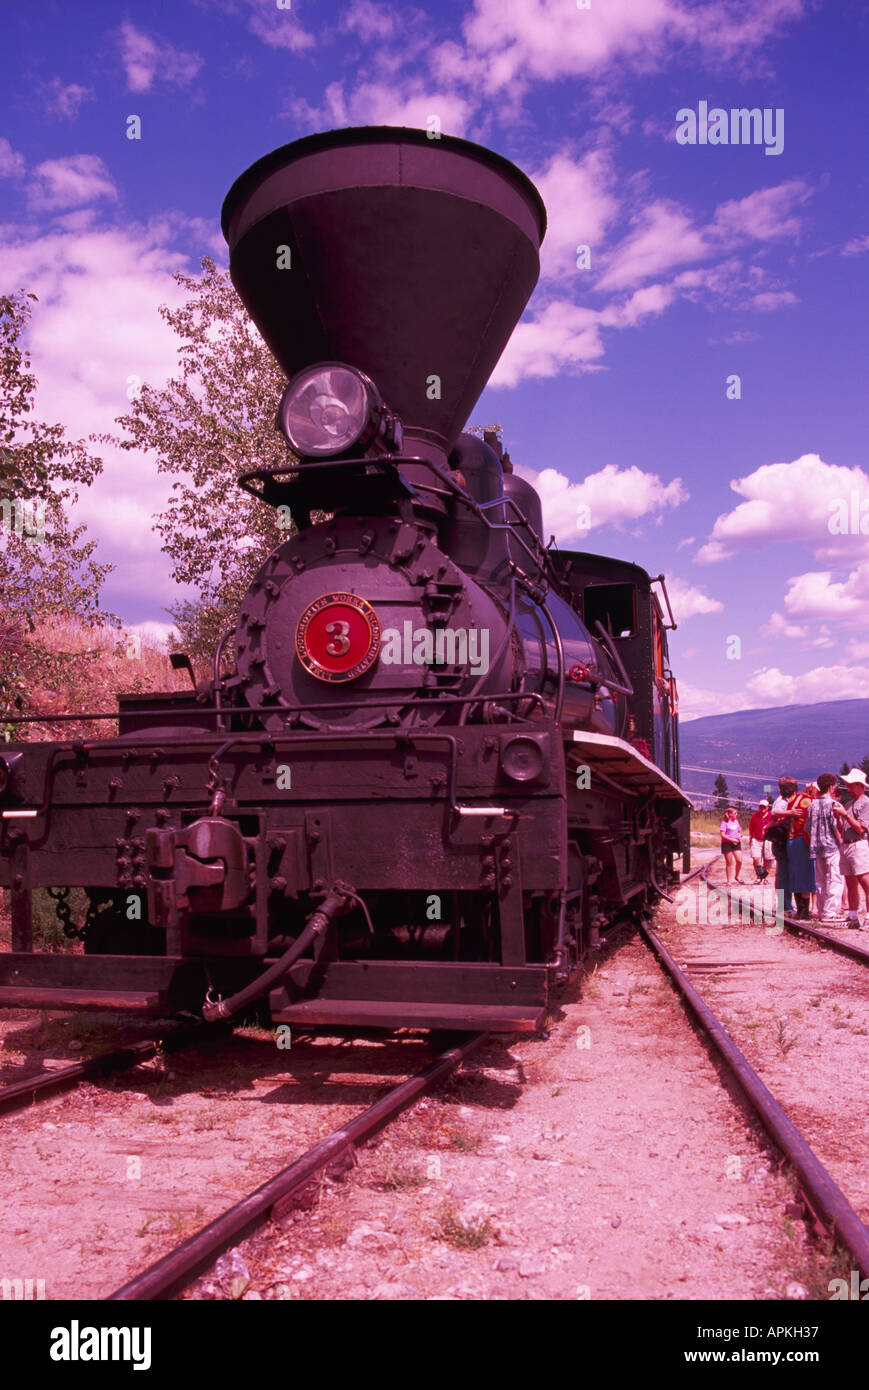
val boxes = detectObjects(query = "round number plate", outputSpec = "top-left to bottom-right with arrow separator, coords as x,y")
295,592 -> 382,683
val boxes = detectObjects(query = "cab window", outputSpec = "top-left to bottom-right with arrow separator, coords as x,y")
583,583 -> 637,638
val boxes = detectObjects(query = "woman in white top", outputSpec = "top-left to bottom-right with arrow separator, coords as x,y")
719,806 -> 743,884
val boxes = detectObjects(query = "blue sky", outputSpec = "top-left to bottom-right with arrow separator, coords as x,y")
1,0 -> 868,719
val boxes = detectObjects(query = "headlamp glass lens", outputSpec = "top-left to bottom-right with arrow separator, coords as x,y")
281,366 -> 371,455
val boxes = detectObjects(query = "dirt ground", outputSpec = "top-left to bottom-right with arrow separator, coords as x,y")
1,853 -> 863,1301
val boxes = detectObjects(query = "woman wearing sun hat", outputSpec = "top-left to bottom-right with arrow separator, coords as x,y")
833,769 -> 869,928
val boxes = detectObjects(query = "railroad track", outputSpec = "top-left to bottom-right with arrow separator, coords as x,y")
641,861 -> 869,1279
700,853 -> 869,968
108,1031 -> 486,1300
0,1021 -> 221,1118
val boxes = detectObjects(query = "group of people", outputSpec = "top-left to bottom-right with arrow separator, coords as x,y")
718,768 -> 869,927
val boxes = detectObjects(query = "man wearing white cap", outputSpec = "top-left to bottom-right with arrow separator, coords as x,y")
748,800 -> 774,882
833,769 -> 869,928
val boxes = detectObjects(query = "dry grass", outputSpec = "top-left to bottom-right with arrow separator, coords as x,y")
7,615 -> 191,741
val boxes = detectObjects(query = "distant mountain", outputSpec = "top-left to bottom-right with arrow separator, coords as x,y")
679,699 -> 869,807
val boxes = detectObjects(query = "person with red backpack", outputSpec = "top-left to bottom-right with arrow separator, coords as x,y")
748,800 -> 773,882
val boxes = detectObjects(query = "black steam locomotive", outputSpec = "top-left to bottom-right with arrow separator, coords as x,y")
0,128 -> 689,1033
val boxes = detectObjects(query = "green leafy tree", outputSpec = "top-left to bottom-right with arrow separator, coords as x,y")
0,291 -> 115,736
713,772 -> 729,812
108,258 -> 308,661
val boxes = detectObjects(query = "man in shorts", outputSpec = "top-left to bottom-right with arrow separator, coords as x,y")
748,799 -> 773,882
833,768 -> 869,928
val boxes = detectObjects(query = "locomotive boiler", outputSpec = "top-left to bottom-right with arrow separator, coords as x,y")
0,128 -> 689,1032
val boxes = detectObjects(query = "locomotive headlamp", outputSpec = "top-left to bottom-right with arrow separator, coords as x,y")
277,363 -> 383,457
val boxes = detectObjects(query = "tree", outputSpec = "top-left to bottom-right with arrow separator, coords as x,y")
0,291 -> 115,736
108,258 -> 307,662
713,773 -> 729,812
840,760 -> 851,777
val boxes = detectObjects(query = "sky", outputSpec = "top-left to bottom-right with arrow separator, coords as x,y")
1,0 -> 868,721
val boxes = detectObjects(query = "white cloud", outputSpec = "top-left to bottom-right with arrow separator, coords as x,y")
492,284 -> 676,387
598,181 -> 810,293
842,234 -> 869,257
666,576 -> 723,621
514,461 -> 686,543
678,658 -> 869,720
745,663 -> 869,707
287,79 -> 472,134
762,610 -> 808,639
781,563 -> 869,626
597,201 -> 710,292
41,78 -> 94,122
532,148 -> 621,281
761,611 -> 835,646
453,0 -> 804,98
117,21 -> 204,93
713,181 -> 810,242
695,453 -> 869,563
0,137 -> 26,179
676,679 -> 754,721
751,288 -> 798,311
341,1 -> 401,41
243,0 -> 316,54
27,155 -> 118,212
127,619 -> 177,650
0,218 -> 192,605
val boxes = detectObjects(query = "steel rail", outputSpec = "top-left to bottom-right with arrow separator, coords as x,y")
642,901 -> 869,1278
0,1023 -> 214,1118
700,855 -> 869,968
108,1031 -> 487,1301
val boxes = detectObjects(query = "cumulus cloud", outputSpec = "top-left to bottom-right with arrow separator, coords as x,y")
27,155 -> 118,212
513,461 -> 686,543
0,217 -> 192,607
761,611 -> 835,646
532,148 -> 621,282
452,0 -> 804,98
286,79 -> 472,134
41,78 -> 94,122
0,137 -> 26,179
678,658 -> 869,720
665,576 -> 723,622
492,285 -> 677,387
695,454 -> 869,563
781,563 -> 869,626
117,21 -> 204,93
745,663 -> 869,707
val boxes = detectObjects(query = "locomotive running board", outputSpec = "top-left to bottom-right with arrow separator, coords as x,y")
269,961 -> 551,1033
570,731 -> 691,803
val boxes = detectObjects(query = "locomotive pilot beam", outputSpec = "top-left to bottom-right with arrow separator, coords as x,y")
0,126 -> 689,1032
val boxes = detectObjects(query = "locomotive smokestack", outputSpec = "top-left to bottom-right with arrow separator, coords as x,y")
221,127 -> 546,465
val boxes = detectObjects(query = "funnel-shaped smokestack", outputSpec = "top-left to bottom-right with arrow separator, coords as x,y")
222,127 -> 546,457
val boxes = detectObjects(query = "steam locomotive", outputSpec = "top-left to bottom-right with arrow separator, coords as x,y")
0,128 -> 689,1033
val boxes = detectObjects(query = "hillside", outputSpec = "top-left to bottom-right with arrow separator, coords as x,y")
679,699 -> 869,807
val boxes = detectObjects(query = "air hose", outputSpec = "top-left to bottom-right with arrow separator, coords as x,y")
201,885 -> 352,1022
